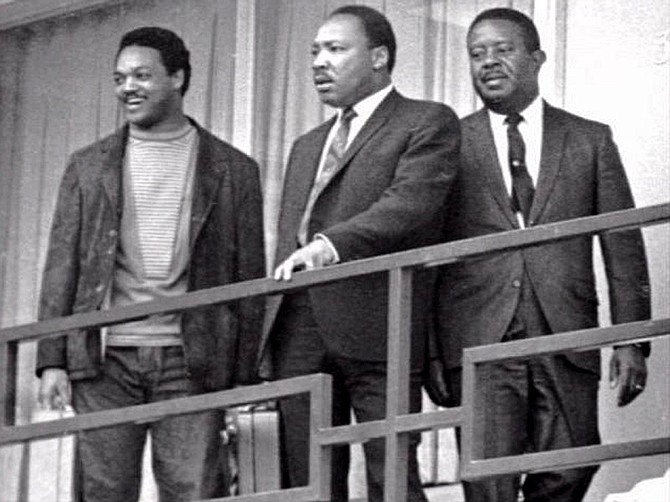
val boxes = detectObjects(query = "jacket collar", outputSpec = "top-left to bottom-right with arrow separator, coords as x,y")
466,108 -> 518,226
98,117 -> 225,248
532,102 -> 566,223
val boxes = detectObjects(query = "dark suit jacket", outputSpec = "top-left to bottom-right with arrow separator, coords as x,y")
36,119 -> 265,391
435,102 -> 651,376
259,90 -> 460,378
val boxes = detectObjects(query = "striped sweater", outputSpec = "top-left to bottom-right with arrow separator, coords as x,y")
107,123 -> 198,346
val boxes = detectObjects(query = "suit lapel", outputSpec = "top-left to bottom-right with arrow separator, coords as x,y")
467,110 -> 518,226
190,126 -> 225,248
334,89 -> 400,178
275,119 -> 333,262
531,102 -> 566,223
100,126 -> 127,221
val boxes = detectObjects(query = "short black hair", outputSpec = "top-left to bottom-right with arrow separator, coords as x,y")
117,26 -> 191,95
468,8 -> 541,52
329,5 -> 397,73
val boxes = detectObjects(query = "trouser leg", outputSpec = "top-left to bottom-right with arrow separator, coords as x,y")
449,357 -> 599,502
72,348 -> 147,502
521,357 -> 599,502
339,357 -> 428,502
147,346 -> 226,501
272,293 -> 349,501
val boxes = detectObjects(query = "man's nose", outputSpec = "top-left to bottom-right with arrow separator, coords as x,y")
121,76 -> 139,93
481,50 -> 500,68
312,49 -> 328,69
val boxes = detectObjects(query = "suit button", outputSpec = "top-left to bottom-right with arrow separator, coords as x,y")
95,284 -> 105,293
512,280 -> 522,288
109,230 -> 117,237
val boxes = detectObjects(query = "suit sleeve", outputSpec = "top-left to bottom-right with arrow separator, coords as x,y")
322,104 -> 460,261
35,159 -> 82,376
232,157 -> 266,385
596,126 -> 651,326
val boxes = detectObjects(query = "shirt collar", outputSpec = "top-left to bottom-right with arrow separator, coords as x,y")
339,84 -> 394,123
488,96 -> 543,129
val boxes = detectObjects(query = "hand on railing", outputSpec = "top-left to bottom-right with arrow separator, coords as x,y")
273,238 -> 336,281
38,368 -> 71,410
609,345 -> 647,407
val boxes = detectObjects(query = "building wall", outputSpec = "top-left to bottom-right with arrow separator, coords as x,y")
563,1 -> 670,499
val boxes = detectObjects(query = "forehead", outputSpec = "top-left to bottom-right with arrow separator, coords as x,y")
467,19 -> 526,47
115,45 -> 165,70
315,14 -> 368,45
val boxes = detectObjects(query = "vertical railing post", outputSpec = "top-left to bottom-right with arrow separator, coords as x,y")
385,267 -> 413,501
310,374 -> 333,501
0,340 -> 17,427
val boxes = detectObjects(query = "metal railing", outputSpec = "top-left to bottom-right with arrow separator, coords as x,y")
1,202 -> 669,501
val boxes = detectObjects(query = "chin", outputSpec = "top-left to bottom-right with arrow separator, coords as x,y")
318,95 -> 341,108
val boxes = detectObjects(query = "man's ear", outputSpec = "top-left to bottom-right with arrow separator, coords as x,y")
371,46 -> 389,71
532,49 -> 547,72
171,69 -> 185,93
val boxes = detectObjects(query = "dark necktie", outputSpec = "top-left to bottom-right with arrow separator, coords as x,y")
505,112 -> 534,224
298,106 -> 357,245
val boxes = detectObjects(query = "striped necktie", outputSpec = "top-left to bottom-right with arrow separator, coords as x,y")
298,106 -> 357,245
505,112 -> 534,224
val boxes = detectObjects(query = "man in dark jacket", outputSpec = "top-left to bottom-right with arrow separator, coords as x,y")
36,27 -> 264,502
434,8 -> 650,502
259,6 -> 460,502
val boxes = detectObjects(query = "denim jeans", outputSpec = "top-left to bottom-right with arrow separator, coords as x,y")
72,346 -> 226,502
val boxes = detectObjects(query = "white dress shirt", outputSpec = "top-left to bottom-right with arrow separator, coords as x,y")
488,97 -> 543,226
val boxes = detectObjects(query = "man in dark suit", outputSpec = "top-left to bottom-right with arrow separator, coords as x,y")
258,5 -> 460,501
434,8 -> 651,502
36,27 -> 264,501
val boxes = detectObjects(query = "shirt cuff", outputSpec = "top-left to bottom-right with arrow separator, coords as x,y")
313,233 -> 340,264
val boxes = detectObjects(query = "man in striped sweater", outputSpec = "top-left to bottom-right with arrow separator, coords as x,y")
35,27 -> 265,501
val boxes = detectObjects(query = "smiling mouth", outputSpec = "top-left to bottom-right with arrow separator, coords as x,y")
482,73 -> 507,85
123,96 -> 145,109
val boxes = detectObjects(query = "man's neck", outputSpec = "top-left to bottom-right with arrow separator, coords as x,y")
129,114 -> 189,135
486,91 -> 539,116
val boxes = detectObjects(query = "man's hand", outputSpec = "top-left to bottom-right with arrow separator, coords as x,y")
609,345 -> 647,407
38,368 -> 71,410
273,239 -> 335,281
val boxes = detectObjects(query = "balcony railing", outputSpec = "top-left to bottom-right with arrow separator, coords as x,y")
1,202 -> 669,501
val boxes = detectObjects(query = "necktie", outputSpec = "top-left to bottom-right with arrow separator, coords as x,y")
298,106 -> 357,245
505,113 -> 534,225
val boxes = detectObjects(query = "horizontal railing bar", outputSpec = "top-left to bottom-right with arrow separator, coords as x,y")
1,204 -> 668,345
461,437 -> 670,480
317,409 -> 463,446
206,486 -> 317,502
317,419 -> 389,446
425,203 -> 670,268
0,374 -> 329,446
463,318 -> 670,365
395,408 -> 463,433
